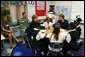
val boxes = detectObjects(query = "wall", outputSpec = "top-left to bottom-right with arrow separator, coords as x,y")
8,1 -> 84,23
27,1 -> 35,22
9,5 -> 25,20
9,5 -> 17,19
47,1 -> 84,37
47,1 -> 84,23
27,1 -> 48,22
71,1 -> 84,23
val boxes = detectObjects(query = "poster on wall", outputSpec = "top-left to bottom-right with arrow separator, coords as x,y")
55,4 -> 71,23
35,1 -> 46,19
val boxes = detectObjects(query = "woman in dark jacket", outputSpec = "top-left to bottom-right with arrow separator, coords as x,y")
26,15 -> 45,49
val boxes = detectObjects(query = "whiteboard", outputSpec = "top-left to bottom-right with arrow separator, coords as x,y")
71,1 -> 84,23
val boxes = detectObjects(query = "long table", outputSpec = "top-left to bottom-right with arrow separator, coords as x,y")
44,27 -> 68,34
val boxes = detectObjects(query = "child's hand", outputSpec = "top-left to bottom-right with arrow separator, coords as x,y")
45,26 -> 49,30
45,26 -> 51,29
48,26 -> 50,29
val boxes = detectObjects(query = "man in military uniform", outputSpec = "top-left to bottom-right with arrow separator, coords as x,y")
19,12 -> 30,39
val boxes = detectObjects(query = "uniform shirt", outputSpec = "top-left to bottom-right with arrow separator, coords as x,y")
36,30 -> 46,41
41,22 -> 53,28
67,29 -> 80,47
58,19 -> 68,29
19,18 -> 30,29
52,19 -> 56,24
46,32 -> 71,43
36,30 -> 71,43
36,29 -> 71,52
76,25 -> 81,37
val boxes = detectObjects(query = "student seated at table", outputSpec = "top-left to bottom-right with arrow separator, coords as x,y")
36,23 -> 71,56
36,29 -> 50,55
62,22 -> 82,56
1,16 -> 20,49
41,18 -> 53,29
74,18 -> 82,39
47,23 -> 71,53
58,14 -> 69,29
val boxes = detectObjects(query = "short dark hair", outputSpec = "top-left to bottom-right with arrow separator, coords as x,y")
74,18 -> 82,26
59,14 -> 64,19
76,18 -> 82,24
22,12 -> 26,15
69,22 -> 76,29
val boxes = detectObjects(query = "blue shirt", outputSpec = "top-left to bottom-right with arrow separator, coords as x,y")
58,19 -> 68,29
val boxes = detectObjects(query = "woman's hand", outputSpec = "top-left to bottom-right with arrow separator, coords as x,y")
7,30 -> 12,33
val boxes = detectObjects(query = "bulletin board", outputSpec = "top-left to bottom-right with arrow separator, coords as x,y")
35,1 -> 46,16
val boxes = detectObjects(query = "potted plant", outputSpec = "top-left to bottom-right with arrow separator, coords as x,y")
1,6 -> 11,22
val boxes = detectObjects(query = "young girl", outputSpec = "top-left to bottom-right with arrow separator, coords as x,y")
74,18 -> 82,39
41,18 -> 53,29
47,23 -> 71,53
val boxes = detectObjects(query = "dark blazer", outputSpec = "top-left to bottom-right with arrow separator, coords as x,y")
26,20 -> 45,40
58,19 -> 69,29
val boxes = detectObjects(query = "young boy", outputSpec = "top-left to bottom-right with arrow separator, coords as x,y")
41,18 -> 53,29
74,18 -> 82,39
62,22 -> 82,56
